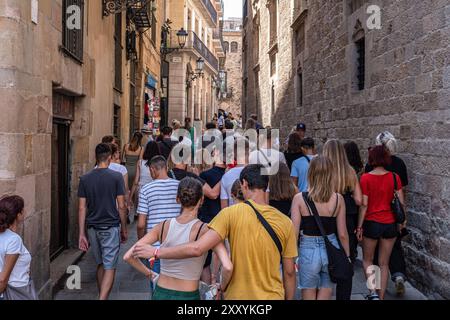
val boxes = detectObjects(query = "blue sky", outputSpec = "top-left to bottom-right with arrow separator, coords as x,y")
223,0 -> 243,19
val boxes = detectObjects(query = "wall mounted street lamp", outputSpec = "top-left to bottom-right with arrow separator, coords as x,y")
186,58 -> 205,86
161,19 -> 189,58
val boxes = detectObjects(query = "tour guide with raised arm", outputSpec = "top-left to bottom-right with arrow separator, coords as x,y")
132,164 -> 298,300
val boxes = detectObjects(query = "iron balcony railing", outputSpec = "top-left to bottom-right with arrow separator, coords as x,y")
191,31 -> 218,72
202,0 -> 218,24
213,27 -> 225,53
167,30 -> 219,72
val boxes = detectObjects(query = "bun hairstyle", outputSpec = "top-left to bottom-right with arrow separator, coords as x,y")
177,177 -> 204,208
0,195 -> 24,233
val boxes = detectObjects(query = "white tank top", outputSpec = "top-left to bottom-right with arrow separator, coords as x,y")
160,218 -> 207,281
139,160 -> 153,187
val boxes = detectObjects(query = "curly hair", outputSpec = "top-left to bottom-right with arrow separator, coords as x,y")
177,177 -> 204,208
0,195 -> 24,233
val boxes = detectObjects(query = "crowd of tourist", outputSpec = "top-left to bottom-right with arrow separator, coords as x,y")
0,112 -> 409,301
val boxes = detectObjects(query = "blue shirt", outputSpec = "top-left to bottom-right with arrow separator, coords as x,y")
291,155 -> 315,192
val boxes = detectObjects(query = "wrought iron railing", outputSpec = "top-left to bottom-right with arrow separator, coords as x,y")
166,30 -> 219,71
202,0 -> 218,24
191,31 -> 218,72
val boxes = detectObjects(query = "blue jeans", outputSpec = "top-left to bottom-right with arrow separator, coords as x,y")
298,234 -> 340,289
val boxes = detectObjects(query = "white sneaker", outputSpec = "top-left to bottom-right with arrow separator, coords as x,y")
366,292 -> 380,300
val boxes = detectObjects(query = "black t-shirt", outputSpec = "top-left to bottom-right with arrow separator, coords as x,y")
269,199 -> 292,217
77,168 -> 126,227
170,168 -> 206,185
199,166 -> 226,223
365,155 -> 409,186
284,152 -> 304,171
158,138 -> 177,161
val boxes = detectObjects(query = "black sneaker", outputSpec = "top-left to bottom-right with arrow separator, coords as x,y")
366,292 -> 380,300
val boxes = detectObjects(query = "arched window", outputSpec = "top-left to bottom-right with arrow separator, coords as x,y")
231,42 -> 238,53
224,41 -> 229,53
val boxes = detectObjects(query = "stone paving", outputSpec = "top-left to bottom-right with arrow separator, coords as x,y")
54,219 -> 427,300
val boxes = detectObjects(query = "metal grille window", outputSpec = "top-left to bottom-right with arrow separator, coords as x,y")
356,38 -> 365,90
151,1 -> 157,45
129,62 -> 138,138
269,0 -> 278,46
297,72 -> 303,107
114,13 -> 123,91
62,0 -> 84,63
113,105 -> 121,144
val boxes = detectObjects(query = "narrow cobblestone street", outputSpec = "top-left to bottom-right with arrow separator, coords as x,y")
54,219 -> 427,301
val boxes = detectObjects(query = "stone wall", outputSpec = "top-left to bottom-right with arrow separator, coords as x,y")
0,0 -> 142,299
243,0 -> 450,299
219,30 -> 243,116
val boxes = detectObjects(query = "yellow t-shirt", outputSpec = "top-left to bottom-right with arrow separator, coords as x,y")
208,200 -> 298,300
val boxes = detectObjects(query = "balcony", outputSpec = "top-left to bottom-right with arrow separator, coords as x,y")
190,31 -> 219,72
213,27 -> 225,57
165,30 -> 218,72
193,0 -> 218,27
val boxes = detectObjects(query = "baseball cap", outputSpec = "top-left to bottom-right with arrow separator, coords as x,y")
296,123 -> 306,131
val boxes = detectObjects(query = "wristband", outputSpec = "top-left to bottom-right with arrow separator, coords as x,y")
154,248 -> 160,260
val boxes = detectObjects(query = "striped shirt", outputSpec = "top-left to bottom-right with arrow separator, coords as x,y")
137,178 -> 181,246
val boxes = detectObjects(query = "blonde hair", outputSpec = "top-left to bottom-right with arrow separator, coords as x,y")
308,156 -> 334,203
322,139 -> 357,194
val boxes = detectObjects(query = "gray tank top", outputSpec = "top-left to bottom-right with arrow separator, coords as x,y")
160,218 -> 208,281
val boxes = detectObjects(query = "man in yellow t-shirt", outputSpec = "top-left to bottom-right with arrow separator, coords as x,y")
132,164 -> 298,300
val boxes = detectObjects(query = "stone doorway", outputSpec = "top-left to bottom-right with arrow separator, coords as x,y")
50,93 -> 74,260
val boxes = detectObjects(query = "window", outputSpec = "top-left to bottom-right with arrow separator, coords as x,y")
355,38 -> 365,90
114,13 -> 123,91
243,0 -> 248,20
295,21 -> 305,55
297,71 -> 303,107
254,71 -> 260,113
268,0 -> 278,46
231,42 -> 238,53
113,105 -> 121,144
150,1 -> 157,45
270,53 -> 277,77
252,13 -> 260,63
230,23 -> 235,30
224,41 -> 229,52
62,0 -> 84,62
271,82 -> 275,114
129,62 -> 138,138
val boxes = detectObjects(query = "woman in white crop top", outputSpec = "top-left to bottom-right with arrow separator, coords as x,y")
125,177 -> 233,300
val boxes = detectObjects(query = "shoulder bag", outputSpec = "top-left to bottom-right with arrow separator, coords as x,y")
391,173 -> 406,224
301,193 -> 354,283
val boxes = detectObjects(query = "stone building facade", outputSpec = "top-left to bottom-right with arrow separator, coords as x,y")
218,18 -> 243,117
243,0 -> 450,299
164,0 -> 225,125
0,0 -> 165,299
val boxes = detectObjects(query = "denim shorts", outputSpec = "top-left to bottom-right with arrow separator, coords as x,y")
298,234 -> 339,290
87,226 -> 120,270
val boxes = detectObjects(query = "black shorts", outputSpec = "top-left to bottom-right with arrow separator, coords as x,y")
363,220 -> 398,239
